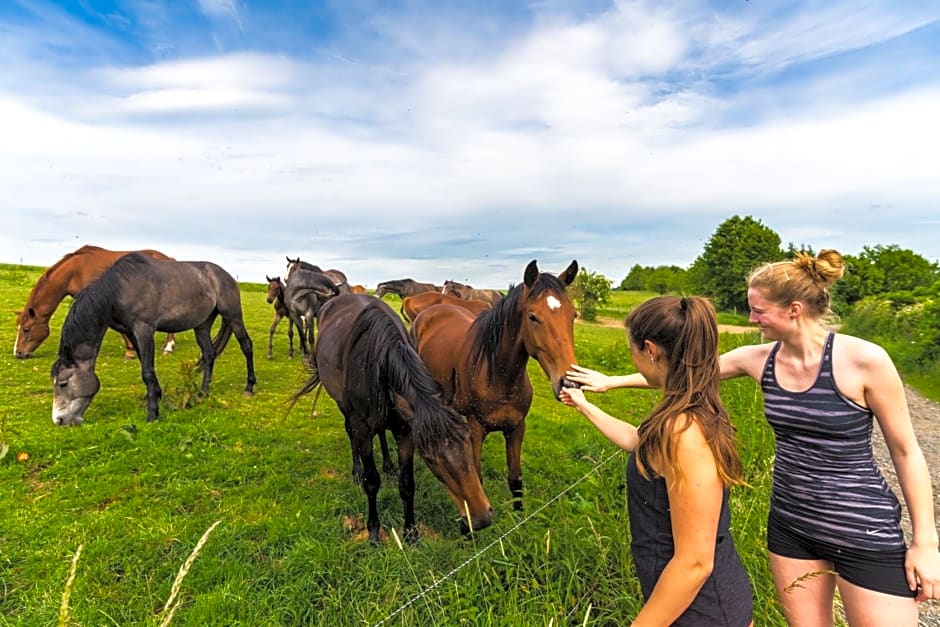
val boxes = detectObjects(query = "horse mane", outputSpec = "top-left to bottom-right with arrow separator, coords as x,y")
348,302 -> 468,455
468,272 -> 569,385
26,245 -> 105,309
58,253 -> 147,361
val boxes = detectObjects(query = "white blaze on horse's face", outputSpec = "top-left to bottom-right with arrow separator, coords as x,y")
546,295 -> 562,311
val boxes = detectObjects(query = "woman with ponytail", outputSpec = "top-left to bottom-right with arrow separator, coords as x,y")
568,249 -> 940,625
560,295 -> 753,626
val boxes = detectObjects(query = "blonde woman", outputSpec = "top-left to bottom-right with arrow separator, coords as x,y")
561,295 -> 753,625
568,250 -> 940,625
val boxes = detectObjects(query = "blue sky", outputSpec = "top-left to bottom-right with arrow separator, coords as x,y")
2,0 -> 939,288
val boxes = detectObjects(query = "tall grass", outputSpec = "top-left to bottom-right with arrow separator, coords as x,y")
0,264 -> 786,625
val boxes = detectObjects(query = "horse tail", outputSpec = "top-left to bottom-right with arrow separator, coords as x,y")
194,319 -> 234,370
286,357 -> 323,415
356,306 -> 467,455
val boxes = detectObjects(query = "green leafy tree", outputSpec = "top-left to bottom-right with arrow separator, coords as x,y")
620,264 -> 652,290
570,268 -> 612,321
620,264 -> 689,294
833,245 -> 939,312
690,215 -> 784,311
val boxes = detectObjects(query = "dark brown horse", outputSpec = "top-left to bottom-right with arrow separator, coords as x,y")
441,280 -> 504,305
264,276 -> 300,359
411,260 -> 578,510
14,245 -> 177,359
401,291 -> 492,324
51,254 -> 256,425
290,294 -> 492,543
374,278 -> 441,299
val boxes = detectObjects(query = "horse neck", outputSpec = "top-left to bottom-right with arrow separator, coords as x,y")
60,292 -> 113,362
25,265 -> 78,319
476,295 -> 529,379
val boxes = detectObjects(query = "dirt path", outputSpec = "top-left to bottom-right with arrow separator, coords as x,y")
872,384 -> 940,625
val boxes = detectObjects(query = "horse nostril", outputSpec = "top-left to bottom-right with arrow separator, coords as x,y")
561,377 -> 581,389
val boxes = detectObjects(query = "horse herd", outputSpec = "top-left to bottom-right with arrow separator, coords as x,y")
13,245 -> 581,543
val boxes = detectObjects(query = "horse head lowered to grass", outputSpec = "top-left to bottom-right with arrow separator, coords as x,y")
410,259 -> 579,511
290,293 -> 492,544
51,253 -> 256,425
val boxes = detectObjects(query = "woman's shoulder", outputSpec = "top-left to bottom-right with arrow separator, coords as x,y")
720,341 -> 775,380
832,332 -> 891,364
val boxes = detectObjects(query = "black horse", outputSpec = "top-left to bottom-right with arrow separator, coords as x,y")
284,268 -> 340,355
374,278 -> 440,299
290,293 -> 493,544
51,253 -> 256,425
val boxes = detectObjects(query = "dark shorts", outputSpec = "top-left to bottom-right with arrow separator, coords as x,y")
767,514 -> 915,598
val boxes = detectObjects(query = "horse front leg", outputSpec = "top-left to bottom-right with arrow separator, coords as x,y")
134,332 -> 161,422
505,418 -> 526,511
120,332 -> 137,360
267,312 -> 281,359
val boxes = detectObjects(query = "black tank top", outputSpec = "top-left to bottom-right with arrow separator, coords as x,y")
627,452 -> 753,626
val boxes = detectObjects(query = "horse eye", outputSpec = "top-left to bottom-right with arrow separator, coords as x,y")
528,312 -> 539,323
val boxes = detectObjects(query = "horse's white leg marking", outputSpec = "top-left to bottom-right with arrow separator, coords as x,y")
163,337 -> 176,354
546,295 -> 562,311
13,326 -> 19,356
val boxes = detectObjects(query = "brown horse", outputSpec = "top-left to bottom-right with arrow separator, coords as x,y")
290,294 -> 492,543
264,276 -> 300,359
411,260 -> 579,511
441,280 -> 504,305
14,245 -> 176,359
401,291 -> 492,324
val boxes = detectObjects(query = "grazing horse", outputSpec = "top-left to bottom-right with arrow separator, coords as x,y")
51,253 -> 256,425
265,276 -> 300,359
285,257 -> 350,293
401,291 -> 492,324
14,244 -> 177,359
411,260 -> 579,510
284,268 -> 340,355
290,294 -> 493,543
374,278 -> 440,299
441,280 -> 504,305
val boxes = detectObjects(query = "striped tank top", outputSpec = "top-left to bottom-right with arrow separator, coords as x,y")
761,332 -> 904,550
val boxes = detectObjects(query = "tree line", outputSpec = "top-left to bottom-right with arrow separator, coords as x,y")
616,215 -> 939,315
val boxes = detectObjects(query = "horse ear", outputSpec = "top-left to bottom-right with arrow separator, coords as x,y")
524,260 -> 539,287
559,260 -> 579,286
266,275 -> 272,282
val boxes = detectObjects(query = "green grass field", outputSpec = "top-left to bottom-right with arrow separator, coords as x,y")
0,263 -> 784,625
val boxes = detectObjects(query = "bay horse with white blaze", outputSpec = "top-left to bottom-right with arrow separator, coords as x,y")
290,294 -> 492,543
411,260 -> 579,511
51,254 -> 256,425
14,245 -> 177,359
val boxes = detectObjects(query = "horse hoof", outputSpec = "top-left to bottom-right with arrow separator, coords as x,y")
243,390 -> 255,398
